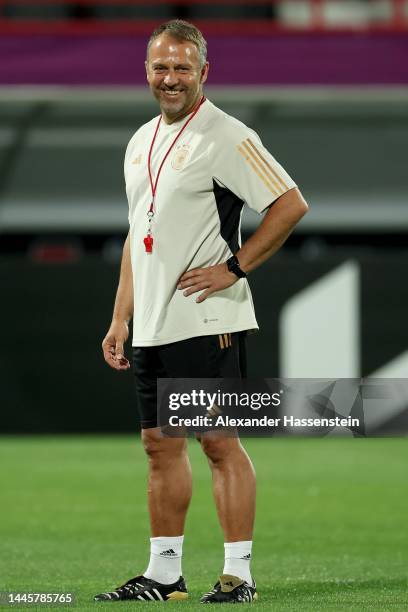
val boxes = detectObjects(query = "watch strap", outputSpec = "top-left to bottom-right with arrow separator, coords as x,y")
226,255 -> 247,278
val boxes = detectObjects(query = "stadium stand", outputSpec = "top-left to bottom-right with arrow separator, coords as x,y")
0,0 -> 407,33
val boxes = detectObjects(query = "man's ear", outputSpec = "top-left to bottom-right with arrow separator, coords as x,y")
145,60 -> 150,83
200,62 -> 209,85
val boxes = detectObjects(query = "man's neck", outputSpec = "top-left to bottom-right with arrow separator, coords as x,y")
161,92 -> 203,125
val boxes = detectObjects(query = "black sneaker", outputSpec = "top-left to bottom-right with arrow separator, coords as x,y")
200,574 -> 257,604
94,574 -> 188,602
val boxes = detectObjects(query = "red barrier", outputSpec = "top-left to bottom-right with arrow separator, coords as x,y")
3,0 -> 280,4
0,0 -> 407,33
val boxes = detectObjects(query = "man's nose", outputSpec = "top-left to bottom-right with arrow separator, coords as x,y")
163,70 -> 179,87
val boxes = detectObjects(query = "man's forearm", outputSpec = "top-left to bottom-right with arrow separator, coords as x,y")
237,187 -> 308,274
112,233 -> 134,323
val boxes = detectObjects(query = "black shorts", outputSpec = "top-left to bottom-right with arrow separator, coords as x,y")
132,332 -> 247,429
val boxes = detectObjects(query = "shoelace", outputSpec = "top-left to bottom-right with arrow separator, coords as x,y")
115,579 -> 147,599
114,585 -> 136,599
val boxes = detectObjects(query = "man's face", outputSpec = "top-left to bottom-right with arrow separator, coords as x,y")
146,34 -> 209,122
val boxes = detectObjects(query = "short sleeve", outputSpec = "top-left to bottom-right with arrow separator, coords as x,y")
212,123 -> 297,214
124,131 -> 138,225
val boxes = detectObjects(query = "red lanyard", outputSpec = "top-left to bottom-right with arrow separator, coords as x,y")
143,96 -> 205,253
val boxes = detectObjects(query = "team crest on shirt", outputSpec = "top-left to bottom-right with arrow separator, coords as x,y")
171,144 -> 191,170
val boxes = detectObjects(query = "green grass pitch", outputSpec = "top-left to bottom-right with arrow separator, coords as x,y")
1,436 -> 407,611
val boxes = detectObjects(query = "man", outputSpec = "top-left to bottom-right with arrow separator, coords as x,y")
95,19 -> 308,604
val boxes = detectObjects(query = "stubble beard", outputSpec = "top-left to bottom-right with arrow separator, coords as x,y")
153,86 -> 202,123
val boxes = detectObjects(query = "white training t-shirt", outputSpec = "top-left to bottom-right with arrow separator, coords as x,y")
124,99 -> 296,346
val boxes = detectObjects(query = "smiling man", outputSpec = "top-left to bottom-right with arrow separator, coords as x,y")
96,19 -> 308,604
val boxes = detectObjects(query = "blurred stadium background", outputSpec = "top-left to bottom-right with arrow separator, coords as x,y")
1,3 -> 407,610
1,0 -> 407,433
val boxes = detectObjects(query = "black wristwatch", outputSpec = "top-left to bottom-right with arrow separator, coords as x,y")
226,255 -> 247,279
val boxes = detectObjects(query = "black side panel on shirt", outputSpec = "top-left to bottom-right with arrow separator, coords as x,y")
213,178 -> 245,254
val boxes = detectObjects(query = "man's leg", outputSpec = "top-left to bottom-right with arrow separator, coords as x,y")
200,434 -> 255,543
142,427 -> 192,585
142,427 -> 192,537
94,347 -> 192,602
133,346 -> 194,586
198,434 -> 258,603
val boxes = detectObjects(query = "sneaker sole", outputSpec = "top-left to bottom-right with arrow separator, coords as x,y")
200,593 -> 258,604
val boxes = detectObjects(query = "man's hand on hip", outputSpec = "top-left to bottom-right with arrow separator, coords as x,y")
102,320 -> 131,370
178,263 -> 238,303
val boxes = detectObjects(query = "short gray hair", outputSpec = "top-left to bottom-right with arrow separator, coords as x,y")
147,19 -> 207,67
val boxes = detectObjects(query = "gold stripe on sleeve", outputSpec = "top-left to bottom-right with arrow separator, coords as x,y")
219,334 -> 225,349
241,141 -> 282,194
224,333 -> 229,348
246,138 -> 289,191
237,145 -> 278,196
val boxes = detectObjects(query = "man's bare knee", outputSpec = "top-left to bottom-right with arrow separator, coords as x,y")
200,435 -> 238,464
142,428 -> 187,466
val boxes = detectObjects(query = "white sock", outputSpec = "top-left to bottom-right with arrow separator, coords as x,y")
143,536 -> 184,585
223,541 -> 252,584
